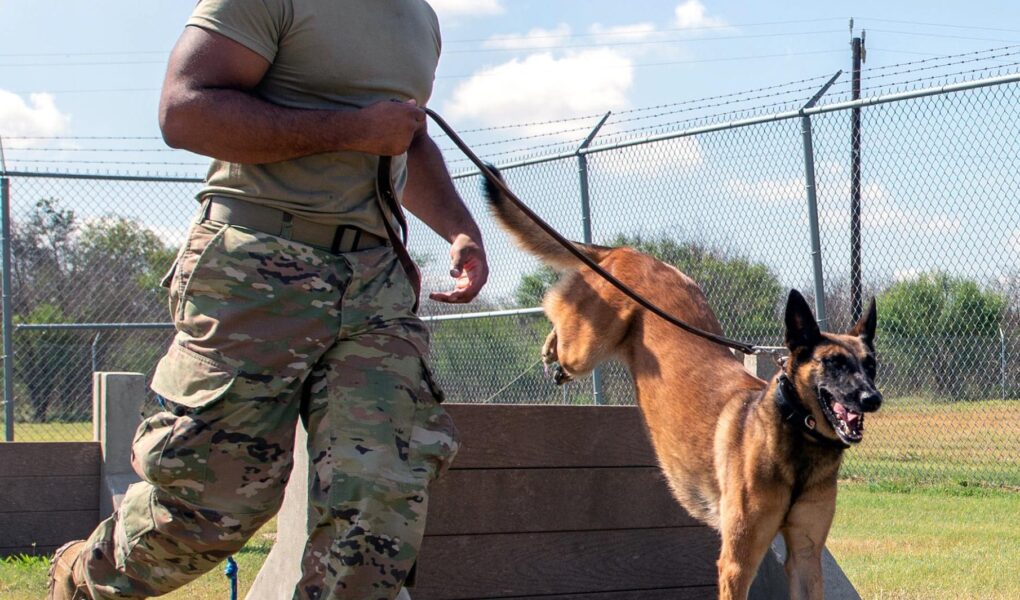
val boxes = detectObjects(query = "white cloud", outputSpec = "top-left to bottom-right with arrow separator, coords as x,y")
726,173 -> 962,234
428,0 -> 504,18
444,49 -> 633,132
0,90 -> 71,149
893,268 -> 923,282
587,22 -> 660,44
598,136 -> 705,177
673,0 -> 728,29
725,176 -> 804,205
484,22 -> 661,55
484,24 -> 573,51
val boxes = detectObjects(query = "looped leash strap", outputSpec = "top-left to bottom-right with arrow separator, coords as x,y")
376,155 -> 422,313
424,107 -> 760,355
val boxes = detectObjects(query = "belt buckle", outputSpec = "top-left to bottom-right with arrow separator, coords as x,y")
331,226 -> 362,253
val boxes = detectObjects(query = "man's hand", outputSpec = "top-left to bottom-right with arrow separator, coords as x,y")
429,234 -> 488,303
350,99 -> 426,156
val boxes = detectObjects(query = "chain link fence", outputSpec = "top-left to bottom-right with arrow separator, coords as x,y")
2,72 -> 1018,488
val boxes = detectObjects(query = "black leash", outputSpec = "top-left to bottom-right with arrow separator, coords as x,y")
425,107 -> 764,355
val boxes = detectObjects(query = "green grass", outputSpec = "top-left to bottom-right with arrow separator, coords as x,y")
3,421 -> 92,442
0,519 -> 277,600
830,481 -> 1020,599
2,398 -> 1018,598
3,487 -> 1017,599
0,554 -> 50,598
842,397 -> 1020,488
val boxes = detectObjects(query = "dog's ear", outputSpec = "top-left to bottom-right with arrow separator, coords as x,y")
784,289 -> 821,350
849,296 -> 877,351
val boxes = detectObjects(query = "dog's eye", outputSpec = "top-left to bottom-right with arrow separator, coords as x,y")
824,355 -> 848,370
862,356 -> 877,380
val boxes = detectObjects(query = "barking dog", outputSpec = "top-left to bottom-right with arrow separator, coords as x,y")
483,168 -> 882,600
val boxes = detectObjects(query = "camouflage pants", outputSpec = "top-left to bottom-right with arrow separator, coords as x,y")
78,220 -> 459,600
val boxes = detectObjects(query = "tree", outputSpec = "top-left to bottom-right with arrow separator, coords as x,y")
14,304 -> 83,422
9,200 -> 176,421
878,273 -> 1007,399
75,217 -> 176,323
514,265 -> 558,307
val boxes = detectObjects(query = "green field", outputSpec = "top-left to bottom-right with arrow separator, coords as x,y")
842,397 -> 1020,488
2,397 -> 1018,598
4,484 -> 1016,600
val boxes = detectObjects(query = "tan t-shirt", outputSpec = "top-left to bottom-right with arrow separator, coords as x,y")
186,0 -> 441,234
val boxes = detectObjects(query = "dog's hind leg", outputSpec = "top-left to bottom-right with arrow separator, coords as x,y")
541,328 -> 573,384
781,490 -> 837,600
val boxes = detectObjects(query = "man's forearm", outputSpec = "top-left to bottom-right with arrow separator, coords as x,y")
160,88 -> 367,164
158,26 -> 424,164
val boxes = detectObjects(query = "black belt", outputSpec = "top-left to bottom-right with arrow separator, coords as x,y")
200,195 -> 388,254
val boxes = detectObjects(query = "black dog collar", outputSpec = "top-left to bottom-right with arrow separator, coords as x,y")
775,374 -> 850,450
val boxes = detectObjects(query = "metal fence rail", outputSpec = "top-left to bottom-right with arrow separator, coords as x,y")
2,72 -> 1018,488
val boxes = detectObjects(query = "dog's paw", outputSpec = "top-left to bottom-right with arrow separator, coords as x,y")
549,362 -> 573,385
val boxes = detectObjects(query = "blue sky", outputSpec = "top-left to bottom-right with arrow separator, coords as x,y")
3,0 -> 1020,174
1,1 -> 1018,305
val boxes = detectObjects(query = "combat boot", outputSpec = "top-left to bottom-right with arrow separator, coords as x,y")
48,540 -> 91,600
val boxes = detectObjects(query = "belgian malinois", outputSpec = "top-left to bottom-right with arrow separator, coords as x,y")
483,169 -> 882,600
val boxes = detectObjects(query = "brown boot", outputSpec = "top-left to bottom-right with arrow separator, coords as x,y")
48,540 -> 91,600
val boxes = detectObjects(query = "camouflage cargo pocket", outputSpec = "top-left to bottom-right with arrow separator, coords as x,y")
165,220 -> 227,324
410,358 -> 459,482
132,342 -> 237,504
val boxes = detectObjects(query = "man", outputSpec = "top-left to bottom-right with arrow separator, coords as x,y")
49,1 -> 487,598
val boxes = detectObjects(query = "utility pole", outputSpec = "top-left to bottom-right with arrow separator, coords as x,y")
850,20 -> 866,323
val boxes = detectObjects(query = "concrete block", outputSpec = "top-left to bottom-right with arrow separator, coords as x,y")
246,422 -> 309,600
743,351 -> 784,380
92,372 -> 144,517
750,535 -> 861,600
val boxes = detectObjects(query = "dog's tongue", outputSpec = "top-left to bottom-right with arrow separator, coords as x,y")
833,402 -> 861,424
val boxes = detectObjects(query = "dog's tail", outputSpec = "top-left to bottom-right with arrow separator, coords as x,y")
482,164 -> 609,269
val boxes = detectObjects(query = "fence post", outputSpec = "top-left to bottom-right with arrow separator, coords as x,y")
800,71 -> 842,331
577,112 -> 611,405
2,177 -> 13,441
92,372 -> 143,517
850,33 -> 866,324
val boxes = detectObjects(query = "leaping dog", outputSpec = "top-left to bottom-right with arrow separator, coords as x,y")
484,167 -> 882,600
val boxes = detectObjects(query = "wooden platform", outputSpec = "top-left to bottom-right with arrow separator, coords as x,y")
0,442 -> 101,557
410,405 -> 719,599
1,406 -> 722,598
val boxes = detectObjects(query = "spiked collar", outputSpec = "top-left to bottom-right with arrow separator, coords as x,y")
775,374 -> 850,450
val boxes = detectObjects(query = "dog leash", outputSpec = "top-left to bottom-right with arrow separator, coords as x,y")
425,107 -> 765,356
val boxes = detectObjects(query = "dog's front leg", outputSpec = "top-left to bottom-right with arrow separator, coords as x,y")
781,489 -> 837,600
717,490 -> 787,600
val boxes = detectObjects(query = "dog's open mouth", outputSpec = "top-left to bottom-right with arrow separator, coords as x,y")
819,390 -> 864,444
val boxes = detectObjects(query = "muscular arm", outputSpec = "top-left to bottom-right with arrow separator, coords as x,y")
158,26 -> 424,163
404,128 -> 489,303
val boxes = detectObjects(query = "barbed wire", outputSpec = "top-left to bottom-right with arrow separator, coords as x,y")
5,42 -> 1019,171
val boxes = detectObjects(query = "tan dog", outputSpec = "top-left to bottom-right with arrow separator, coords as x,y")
484,168 -> 882,600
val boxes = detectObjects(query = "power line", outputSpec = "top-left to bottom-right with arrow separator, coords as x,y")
443,17 -> 848,44
869,29 -> 1020,45
444,29 -> 845,54
860,18 -> 1020,35
0,50 -> 167,58
437,48 -> 845,80
0,60 -> 165,68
